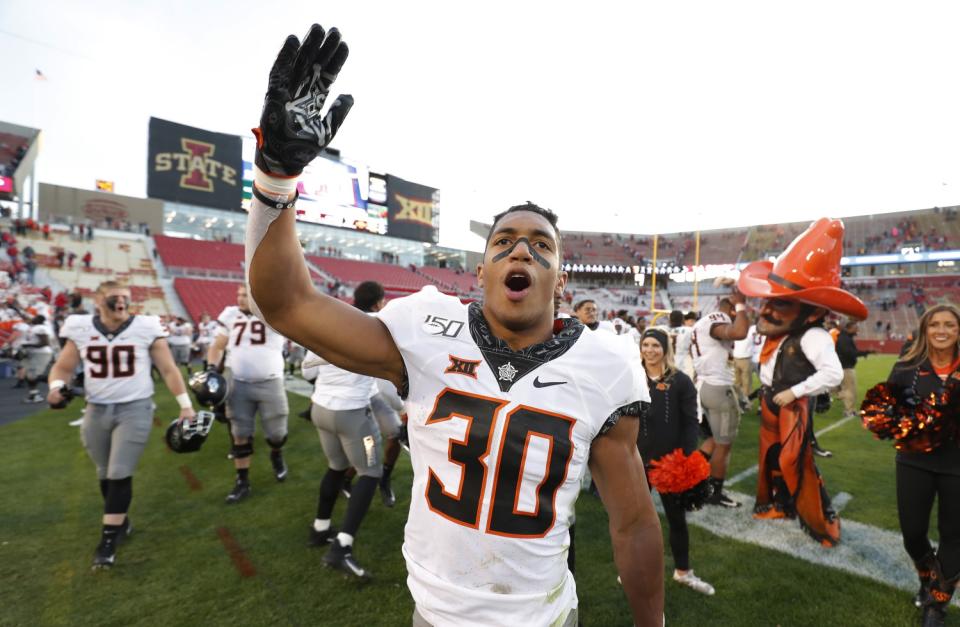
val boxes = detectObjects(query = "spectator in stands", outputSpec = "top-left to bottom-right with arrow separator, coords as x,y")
86,224 -> 93,241
56,250 -> 65,268
42,223 -> 50,240
835,320 -> 872,419
67,251 -> 76,269
82,251 -> 92,270
24,258 -> 36,285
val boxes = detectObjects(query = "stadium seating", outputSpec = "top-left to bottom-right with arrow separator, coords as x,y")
416,266 -> 477,293
173,277 -> 242,323
0,132 -> 29,174
13,228 -> 168,315
154,234 -> 245,278
306,255 -> 434,292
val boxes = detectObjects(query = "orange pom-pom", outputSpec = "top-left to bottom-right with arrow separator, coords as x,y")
648,449 -> 711,494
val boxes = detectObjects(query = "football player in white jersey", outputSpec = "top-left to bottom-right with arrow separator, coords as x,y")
167,316 -> 194,374
46,281 -> 196,569
194,313 -> 219,370
690,296 -> 750,508
207,284 -> 290,503
243,33 -> 663,623
20,314 -> 55,403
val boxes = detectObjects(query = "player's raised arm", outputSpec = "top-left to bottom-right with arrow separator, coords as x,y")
589,417 -> 665,626
244,25 -> 403,387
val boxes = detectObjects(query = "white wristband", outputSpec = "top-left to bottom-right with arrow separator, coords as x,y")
735,303 -> 747,312
253,165 -> 298,198
175,393 -> 192,410
50,379 -> 65,390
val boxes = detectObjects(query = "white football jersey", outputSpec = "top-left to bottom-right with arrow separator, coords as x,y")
196,320 -> 219,345
25,323 -> 53,354
691,311 -> 735,385
217,306 -> 284,381
673,325 -> 694,371
378,287 -> 648,627
59,314 -> 167,404
302,350 -> 375,411
11,321 -> 29,349
167,321 -> 193,346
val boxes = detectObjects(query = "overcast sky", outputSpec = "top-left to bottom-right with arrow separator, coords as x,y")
2,0 -> 960,251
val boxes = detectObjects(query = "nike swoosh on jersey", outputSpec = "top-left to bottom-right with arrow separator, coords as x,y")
533,377 -> 567,388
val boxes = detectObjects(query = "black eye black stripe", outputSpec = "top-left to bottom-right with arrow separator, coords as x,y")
491,237 -> 550,269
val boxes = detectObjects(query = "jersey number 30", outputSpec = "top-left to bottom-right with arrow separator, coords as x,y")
425,389 -> 575,538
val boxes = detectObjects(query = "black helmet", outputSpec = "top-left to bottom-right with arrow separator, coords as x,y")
189,371 -> 228,408
165,411 -> 215,453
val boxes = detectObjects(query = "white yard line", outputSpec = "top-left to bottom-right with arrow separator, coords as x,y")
654,490 -> 958,606
726,413 -> 858,487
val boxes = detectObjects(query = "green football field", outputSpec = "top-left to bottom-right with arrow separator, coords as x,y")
0,355 -> 941,626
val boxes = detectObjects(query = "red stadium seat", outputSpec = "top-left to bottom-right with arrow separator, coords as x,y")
173,277 -> 242,323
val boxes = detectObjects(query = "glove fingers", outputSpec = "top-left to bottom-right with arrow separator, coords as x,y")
314,27 -> 343,71
268,35 -> 300,95
319,42 -> 349,90
319,94 -> 354,143
291,24 -> 326,92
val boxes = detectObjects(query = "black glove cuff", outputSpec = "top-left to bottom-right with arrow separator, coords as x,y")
251,184 -> 299,210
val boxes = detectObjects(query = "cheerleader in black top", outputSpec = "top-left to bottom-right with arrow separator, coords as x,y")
638,328 -> 715,596
887,304 -> 960,627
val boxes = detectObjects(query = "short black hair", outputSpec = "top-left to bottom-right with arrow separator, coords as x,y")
669,310 -> 684,328
353,281 -> 385,312
574,299 -> 596,312
684,311 -> 699,321
487,202 -> 562,257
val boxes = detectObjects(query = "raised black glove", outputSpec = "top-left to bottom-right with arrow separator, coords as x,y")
254,24 -> 354,178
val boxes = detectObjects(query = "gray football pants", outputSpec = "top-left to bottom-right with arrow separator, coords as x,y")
225,375 -> 289,441
80,398 -> 155,480
310,404 -> 382,478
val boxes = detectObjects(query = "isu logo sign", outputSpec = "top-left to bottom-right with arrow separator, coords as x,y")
393,193 -> 435,226
154,138 -> 238,193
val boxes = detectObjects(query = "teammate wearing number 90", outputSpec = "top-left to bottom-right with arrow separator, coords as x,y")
47,281 -> 196,570
207,284 -> 290,504
244,23 -> 663,626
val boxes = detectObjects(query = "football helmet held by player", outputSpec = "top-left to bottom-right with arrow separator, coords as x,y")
165,411 -> 215,453
189,370 -> 228,408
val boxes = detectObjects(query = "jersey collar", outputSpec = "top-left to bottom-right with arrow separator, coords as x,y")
468,302 -> 584,393
93,314 -> 136,341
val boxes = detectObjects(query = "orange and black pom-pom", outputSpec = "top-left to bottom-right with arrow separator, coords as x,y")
648,449 -> 711,494
861,381 -> 960,453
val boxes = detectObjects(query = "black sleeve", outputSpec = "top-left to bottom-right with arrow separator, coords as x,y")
835,334 -> 857,364
675,374 -> 700,455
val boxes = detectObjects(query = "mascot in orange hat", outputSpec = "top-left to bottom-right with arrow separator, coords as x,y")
738,218 -> 867,547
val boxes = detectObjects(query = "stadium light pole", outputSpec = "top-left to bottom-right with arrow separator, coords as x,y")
693,231 -> 700,313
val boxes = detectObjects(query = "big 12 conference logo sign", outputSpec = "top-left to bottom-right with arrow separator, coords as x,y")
147,117 -> 242,211
385,174 -> 439,243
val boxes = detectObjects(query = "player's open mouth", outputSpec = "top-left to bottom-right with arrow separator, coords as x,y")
504,271 -> 532,301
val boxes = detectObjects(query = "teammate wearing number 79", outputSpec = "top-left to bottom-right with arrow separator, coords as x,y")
245,24 -> 664,626
207,285 -> 290,503
46,281 -> 196,570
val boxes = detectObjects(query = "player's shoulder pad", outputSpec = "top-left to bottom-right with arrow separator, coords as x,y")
138,314 -> 168,338
59,313 -> 92,338
217,305 -> 239,324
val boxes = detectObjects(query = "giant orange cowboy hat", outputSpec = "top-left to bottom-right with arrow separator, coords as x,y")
737,217 -> 868,320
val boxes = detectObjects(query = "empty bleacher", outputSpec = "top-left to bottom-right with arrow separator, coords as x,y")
173,277 -> 242,323
306,255 -> 434,292
416,266 -> 477,294
154,234 -> 245,279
